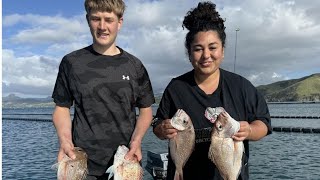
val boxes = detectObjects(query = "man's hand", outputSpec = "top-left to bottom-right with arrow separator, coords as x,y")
57,140 -> 76,162
125,140 -> 142,161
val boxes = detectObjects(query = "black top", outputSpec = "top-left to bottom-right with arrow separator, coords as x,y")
52,45 -> 155,176
155,69 -> 271,180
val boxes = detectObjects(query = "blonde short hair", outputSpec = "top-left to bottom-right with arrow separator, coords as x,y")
84,0 -> 126,18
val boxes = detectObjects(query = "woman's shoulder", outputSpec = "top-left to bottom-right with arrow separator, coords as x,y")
164,70 -> 194,90
175,70 -> 193,79
171,70 -> 194,83
220,69 -> 253,87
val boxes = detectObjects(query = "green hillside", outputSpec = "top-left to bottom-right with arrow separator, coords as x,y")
257,73 -> 320,102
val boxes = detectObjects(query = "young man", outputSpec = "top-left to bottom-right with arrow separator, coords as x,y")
52,0 -> 155,178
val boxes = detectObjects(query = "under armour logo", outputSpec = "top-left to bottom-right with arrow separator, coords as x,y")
122,75 -> 130,80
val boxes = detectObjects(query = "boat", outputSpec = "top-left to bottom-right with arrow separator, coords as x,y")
145,151 -> 168,180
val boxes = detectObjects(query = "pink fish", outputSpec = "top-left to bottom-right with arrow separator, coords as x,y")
169,109 -> 195,180
205,107 -> 244,180
52,147 -> 88,180
106,145 -> 143,180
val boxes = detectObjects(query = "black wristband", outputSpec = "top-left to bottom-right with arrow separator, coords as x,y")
151,117 -> 163,128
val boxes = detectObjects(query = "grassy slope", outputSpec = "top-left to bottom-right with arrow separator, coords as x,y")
257,73 -> 320,102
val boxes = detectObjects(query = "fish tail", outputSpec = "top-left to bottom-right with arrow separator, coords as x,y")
174,169 -> 184,180
105,165 -> 114,180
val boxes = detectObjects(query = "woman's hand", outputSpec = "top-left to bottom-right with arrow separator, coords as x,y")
232,121 -> 251,141
153,119 -> 178,140
232,120 -> 268,141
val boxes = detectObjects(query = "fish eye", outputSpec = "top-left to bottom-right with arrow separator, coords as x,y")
182,118 -> 188,124
216,123 -> 223,130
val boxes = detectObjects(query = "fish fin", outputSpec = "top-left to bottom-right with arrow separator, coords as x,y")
51,155 -> 72,171
106,165 -> 114,180
51,162 -> 59,171
51,163 -> 59,170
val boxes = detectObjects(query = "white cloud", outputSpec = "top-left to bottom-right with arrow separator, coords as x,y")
2,49 -> 58,96
248,72 -> 289,86
2,0 -> 320,97
218,0 -> 320,85
272,72 -> 281,79
4,13 -> 89,45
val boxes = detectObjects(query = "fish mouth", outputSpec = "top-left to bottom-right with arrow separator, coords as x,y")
170,118 -> 187,131
205,107 -> 225,123
207,114 -> 218,123
170,109 -> 189,131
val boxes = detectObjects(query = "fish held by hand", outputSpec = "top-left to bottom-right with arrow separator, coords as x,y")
205,107 -> 244,180
169,109 -> 195,180
106,145 -> 143,180
51,147 -> 88,180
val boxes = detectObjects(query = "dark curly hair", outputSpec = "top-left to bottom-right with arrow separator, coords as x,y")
182,1 -> 226,55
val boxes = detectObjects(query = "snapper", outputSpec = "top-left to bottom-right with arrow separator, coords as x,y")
205,107 -> 244,180
169,109 -> 195,180
52,147 -> 88,180
106,145 -> 143,180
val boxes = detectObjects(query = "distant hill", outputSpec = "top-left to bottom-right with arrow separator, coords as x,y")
257,73 -> 320,102
2,94 -> 54,108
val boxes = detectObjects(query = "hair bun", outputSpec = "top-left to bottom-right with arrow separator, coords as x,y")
182,1 -> 224,31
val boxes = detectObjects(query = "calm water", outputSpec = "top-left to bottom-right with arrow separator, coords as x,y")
2,104 -> 320,180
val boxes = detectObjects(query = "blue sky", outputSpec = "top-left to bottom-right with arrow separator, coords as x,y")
3,1 -> 83,16
2,0 -> 320,98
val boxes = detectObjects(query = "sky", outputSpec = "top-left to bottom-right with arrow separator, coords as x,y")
2,0 -> 320,98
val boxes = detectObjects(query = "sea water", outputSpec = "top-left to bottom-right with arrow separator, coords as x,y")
2,103 -> 320,180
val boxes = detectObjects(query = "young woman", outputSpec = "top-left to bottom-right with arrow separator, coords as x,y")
153,2 -> 271,179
